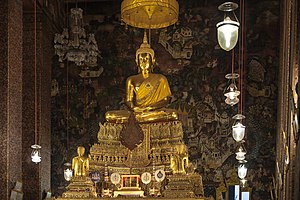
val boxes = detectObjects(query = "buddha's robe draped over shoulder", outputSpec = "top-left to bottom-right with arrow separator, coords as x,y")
135,74 -> 171,108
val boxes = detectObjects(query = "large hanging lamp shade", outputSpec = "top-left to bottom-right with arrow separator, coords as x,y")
238,164 -> 248,179
121,0 -> 179,29
232,114 -> 246,142
216,2 -> 240,51
217,18 -> 239,51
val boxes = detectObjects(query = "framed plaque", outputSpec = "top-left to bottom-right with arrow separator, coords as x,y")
141,172 -> 152,184
111,173 -> 121,185
154,169 -> 165,182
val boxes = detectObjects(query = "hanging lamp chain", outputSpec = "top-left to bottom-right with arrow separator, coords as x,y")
34,0 -> 38,145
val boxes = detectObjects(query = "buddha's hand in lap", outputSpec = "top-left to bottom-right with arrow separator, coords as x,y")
133,106 -> 153,113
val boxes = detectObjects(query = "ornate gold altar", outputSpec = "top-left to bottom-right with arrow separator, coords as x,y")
55,119 -> 205,199
54,119 -> 204,199
86,119 -> 204,197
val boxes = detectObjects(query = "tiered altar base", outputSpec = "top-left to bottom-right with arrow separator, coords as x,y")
56,121 -> 205,199
61,176 -> 96,198
89,120 -> 186,171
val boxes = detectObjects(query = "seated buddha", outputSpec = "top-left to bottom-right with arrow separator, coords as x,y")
105,32 -> 178,123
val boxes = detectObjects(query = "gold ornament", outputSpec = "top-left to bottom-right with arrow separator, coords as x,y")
121,0 -> 179,29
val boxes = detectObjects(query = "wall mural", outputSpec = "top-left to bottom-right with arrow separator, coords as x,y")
51,0 -> 279,199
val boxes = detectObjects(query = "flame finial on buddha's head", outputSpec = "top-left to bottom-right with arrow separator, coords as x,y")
135,31 -> 155,65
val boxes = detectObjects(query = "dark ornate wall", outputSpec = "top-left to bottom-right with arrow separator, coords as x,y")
51,0 -> 280,199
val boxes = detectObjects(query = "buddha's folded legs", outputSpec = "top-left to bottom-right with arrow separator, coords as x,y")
105,109 -> 178,123
105,110 -> 131,123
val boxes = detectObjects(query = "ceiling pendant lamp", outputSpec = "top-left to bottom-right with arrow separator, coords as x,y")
224,73 -> 240,106
232,122 -> 245,141
238,164 -> 247,179
216,2 -> 240,51
64,163 -> 73,181
31,144 -> 42,164
232,114 -> 246,142
31,0 -> 41,164
235,145 -> 246,162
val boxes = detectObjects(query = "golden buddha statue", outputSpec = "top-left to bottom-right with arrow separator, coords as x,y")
61,146 -> 96,199
72,146 -> 89,177
105,32 -> 178,123
88,32 -> 204,199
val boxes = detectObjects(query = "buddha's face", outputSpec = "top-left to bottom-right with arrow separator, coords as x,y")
138,53 -> 152,72
77,146 -> 85,156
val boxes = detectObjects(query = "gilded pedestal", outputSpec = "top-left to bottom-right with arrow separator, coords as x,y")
87,120 -> 204,198
61,176 -> 96,198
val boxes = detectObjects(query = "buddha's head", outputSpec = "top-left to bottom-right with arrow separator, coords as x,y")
136,31 -> 155,73
77,146 -> 85,156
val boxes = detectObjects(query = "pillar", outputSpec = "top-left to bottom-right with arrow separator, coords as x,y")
0,0 -> 23,199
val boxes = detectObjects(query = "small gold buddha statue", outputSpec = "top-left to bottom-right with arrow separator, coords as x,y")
105,32 -> 178,123
72,146 -> 89,177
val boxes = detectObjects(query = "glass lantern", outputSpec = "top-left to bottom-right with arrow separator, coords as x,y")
31,144 -> 41,164
235,146 -> 246,162
238,164 -> 247,179
216,2 -> 240,51
232,122 -> 245,142
224,83 -> 240,105
232,114 -> 246,142
64,162 -> 73,181
224,73 -> 240,106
